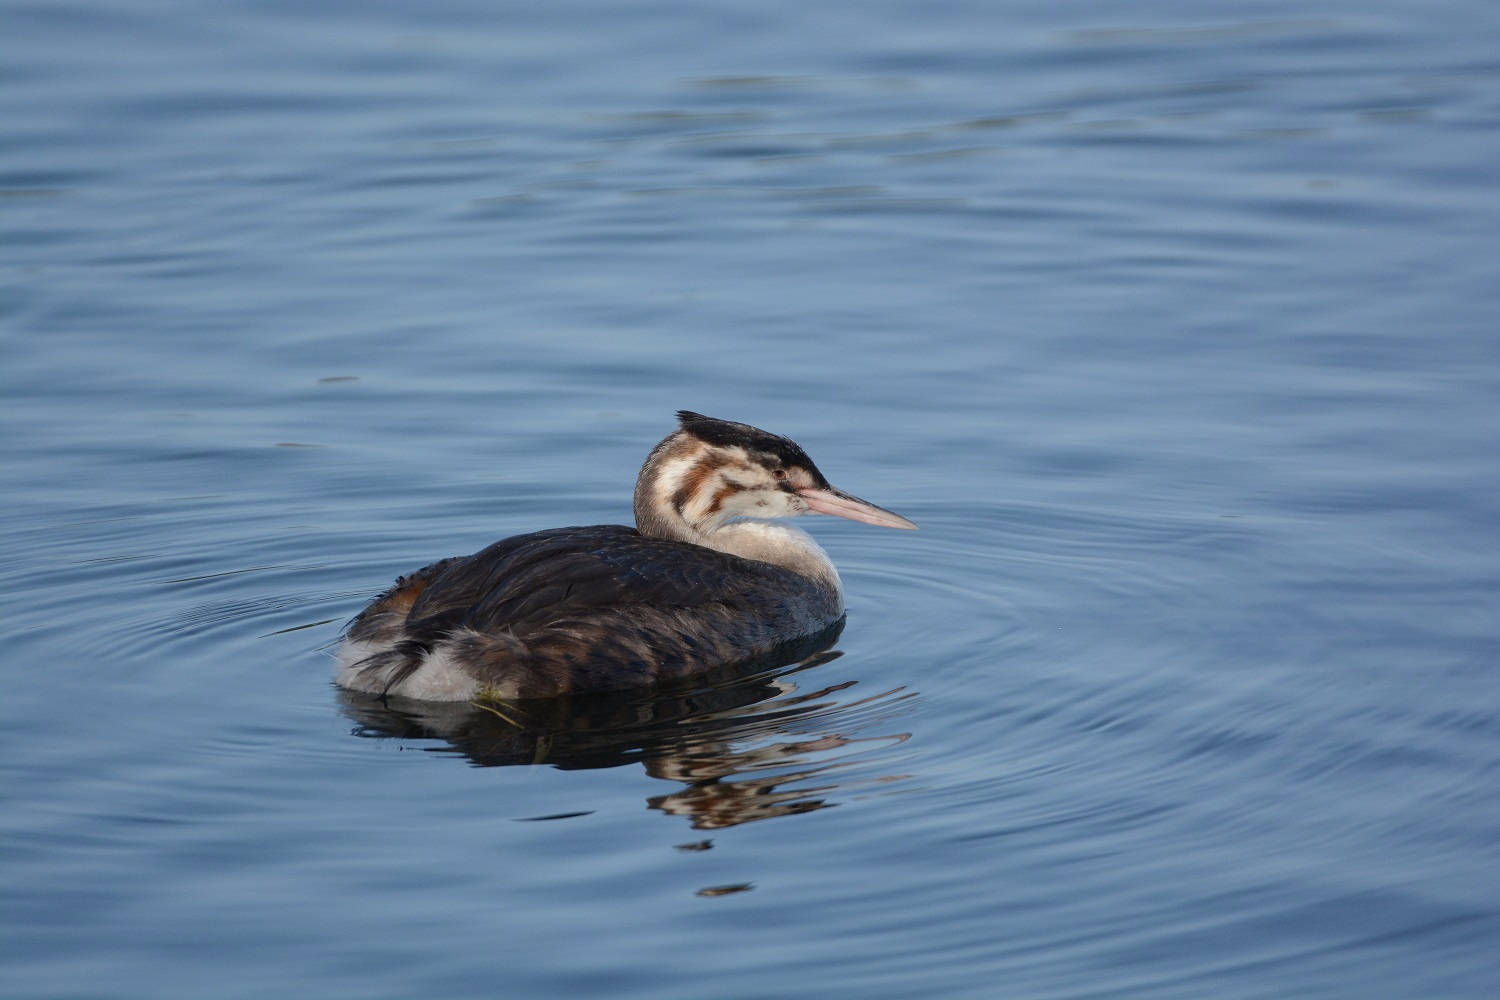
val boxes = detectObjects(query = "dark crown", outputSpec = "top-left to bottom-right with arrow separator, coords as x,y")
675,411 -> 828,485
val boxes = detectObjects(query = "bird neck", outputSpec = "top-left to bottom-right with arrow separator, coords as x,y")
700,519 -> 843,601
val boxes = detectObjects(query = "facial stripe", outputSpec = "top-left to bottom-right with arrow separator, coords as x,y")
672,453 -> 730,515
703,482 -> 738,518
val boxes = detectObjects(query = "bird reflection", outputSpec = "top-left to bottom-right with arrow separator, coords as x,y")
337,625 -> 916,830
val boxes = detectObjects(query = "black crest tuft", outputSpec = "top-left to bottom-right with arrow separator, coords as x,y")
674,411 -> 827,483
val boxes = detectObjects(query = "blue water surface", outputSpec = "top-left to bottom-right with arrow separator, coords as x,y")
3,0 -> 1499,997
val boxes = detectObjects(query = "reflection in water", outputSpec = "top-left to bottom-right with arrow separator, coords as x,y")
338,628 -> 917,830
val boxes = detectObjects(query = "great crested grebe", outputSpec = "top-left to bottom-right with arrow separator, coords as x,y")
336,411 -> 916,701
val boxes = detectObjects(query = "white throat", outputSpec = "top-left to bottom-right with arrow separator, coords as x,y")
697,519 -> 843,605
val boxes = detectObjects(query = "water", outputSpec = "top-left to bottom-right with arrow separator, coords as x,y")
4,0 -> 1499,996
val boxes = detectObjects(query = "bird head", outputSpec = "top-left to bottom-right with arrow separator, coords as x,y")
635,411 -> 917,541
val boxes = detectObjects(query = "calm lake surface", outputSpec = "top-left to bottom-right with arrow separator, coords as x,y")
4,0 -> 1499,997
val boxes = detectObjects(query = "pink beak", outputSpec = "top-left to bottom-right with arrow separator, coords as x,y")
797,487 -> 918,530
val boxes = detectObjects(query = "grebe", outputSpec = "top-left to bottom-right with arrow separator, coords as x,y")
336,411 -> 916,701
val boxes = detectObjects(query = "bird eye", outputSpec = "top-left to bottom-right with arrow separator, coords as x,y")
772,469 -> 787,480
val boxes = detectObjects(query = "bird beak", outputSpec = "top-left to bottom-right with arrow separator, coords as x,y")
797,487 -> 918,530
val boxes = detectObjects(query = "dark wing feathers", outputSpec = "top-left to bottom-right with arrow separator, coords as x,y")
400,525 -> 788,642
